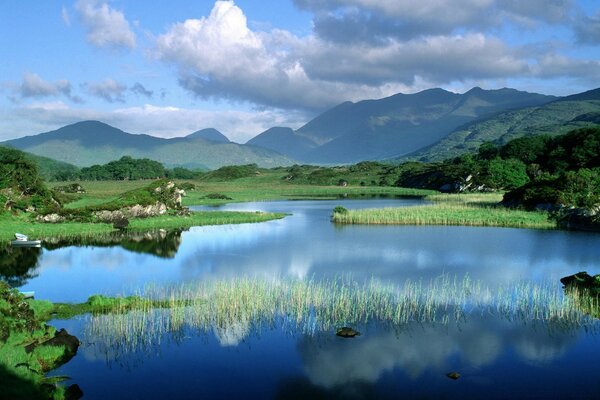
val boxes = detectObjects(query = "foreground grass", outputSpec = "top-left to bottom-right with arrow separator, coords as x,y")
82,275 -> 598,358
332,192 -> 555,229
0,211 -> 285,242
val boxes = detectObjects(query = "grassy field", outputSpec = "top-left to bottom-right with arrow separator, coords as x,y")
50,172 -> 436,208
332,192 -> 556,229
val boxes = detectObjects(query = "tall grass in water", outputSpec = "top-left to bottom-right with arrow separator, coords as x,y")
84,275 -> 599,357
332,203 -> 555,229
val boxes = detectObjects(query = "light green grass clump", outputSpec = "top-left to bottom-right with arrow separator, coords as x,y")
332,193 -> 555,229
84,275 -> 596,357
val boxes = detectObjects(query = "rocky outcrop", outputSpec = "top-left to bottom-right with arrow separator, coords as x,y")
94,202 -> 168,223
36,213 -> 66,223
54,183 -> 86,194
557,206 -> 600,232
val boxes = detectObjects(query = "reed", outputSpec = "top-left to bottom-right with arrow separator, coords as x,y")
83,275 -> 598,357
332,203 -> 555,229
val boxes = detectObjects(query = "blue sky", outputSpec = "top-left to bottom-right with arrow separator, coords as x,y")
1,0 -> 599,142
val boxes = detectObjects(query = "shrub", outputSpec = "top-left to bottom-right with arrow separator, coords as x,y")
333,206 -> 348,214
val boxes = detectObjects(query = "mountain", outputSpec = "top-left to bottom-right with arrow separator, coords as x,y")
247,87 -> 556,164
400,88 -> 600,162
186,128 -> 230,143
246,127 -> 317,161
3,121 -> 292,169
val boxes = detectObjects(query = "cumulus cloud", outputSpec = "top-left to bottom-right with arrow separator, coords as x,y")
153,1 -> 596,112
75,0 -> 136,50
155,1 -> 527,111
16,72 -> 82,103
84,78 -> 127,103
130,82 -> 153,98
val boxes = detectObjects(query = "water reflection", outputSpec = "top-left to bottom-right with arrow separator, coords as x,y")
43,229 -> 183,259
0,246 -> 41,287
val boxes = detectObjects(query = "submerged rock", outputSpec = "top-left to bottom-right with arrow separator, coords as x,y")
446,372 -> 461,380
336,327 -> 361,338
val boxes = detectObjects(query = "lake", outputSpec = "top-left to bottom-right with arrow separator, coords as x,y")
5,199 -> 600,399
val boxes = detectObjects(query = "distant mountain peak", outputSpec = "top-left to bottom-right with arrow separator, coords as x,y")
186,128 -> 230,143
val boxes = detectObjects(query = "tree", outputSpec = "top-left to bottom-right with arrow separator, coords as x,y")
481,158 -> 529,190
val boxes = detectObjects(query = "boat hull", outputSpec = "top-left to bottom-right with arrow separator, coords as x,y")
10,240 -> 42,247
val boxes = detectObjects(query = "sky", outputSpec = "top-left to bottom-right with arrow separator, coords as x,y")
1,0 -> 599,143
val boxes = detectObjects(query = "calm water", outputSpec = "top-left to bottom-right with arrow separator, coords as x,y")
5,199 -> 600,399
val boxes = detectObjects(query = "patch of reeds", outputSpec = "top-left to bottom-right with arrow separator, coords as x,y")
84,275 -> 599,357
331,203 -> 555,229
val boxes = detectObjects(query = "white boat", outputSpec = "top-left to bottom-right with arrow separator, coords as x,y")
20,291 -> 35,299
10,233 -> 41,247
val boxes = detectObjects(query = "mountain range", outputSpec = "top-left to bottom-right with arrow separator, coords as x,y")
2,121 -> 291,169
2,87 -> 599,168
249,87 -> 559,163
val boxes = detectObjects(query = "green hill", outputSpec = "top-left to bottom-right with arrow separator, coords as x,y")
3,121 -> 293,169
401,91 -> 600,162
23,153 -> 80,181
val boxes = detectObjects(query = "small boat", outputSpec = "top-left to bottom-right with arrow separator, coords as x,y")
10,233 -> 42,247
20,291 -> 35,299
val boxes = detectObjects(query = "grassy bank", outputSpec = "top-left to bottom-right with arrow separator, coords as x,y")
0,283 -> 77,400
332,192 -> 555,229
0,211 -> 285,243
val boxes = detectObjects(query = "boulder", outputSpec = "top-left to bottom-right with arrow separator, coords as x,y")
560,271 -> 600,290
557,207 -> 600,232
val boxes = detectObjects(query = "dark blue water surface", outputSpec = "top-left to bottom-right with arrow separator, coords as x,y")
7,199 -> 600,399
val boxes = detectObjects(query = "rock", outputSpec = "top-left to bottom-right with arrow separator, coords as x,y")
560,271 -> 600,290
94,202 -> 169,222
113,217 -> 129,230
336,327 -> 361,338
557,207 -> 600,232
65,384 -> 84,400
446,372 -> 461,380
24,328 -> 80,372
36,213 -> 65,223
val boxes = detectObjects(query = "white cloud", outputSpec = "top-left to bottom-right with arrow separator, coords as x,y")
84,78 -> 128,103
0,102 -> 307,143
61,6 -> 71,26
75,0 -> 136,50
16,72 -> 82,103
155,1 -> 533,111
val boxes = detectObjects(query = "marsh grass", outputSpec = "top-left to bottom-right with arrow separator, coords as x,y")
332,192 -> 554,229
84,275 -> 599,357
332,203 -> 555,229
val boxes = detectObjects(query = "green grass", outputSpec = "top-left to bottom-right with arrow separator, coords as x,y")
82,275 -> 599,358
332,192 -> 555,229
0,211 -> 285,242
